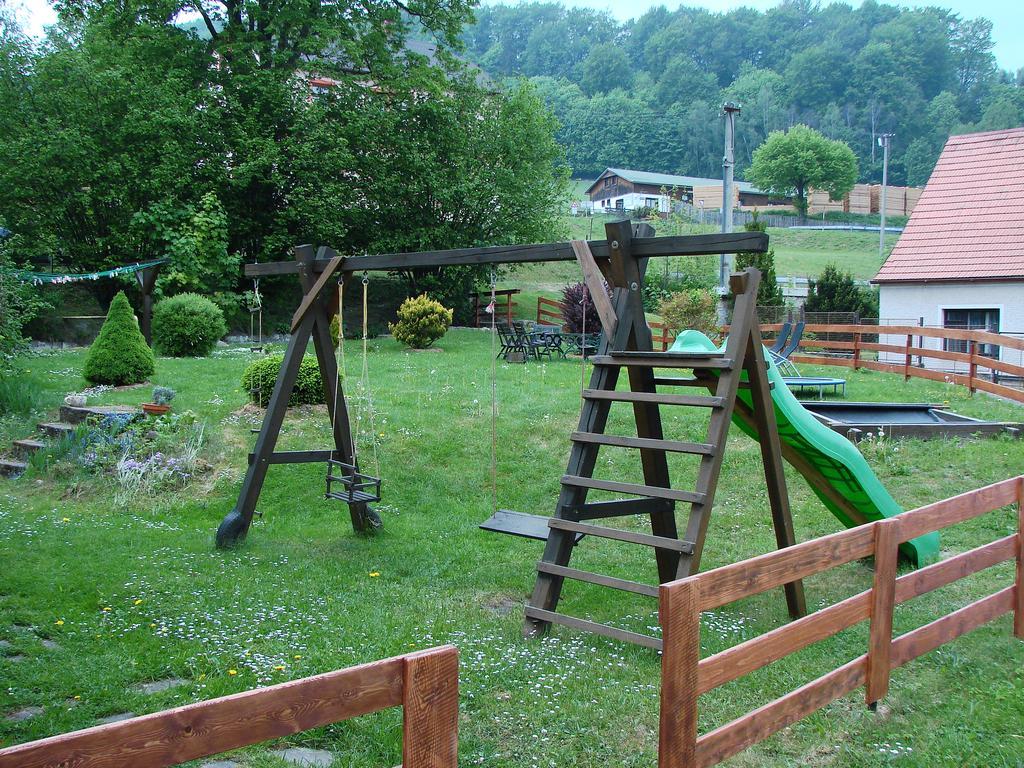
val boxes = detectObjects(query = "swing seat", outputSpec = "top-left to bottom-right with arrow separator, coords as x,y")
325,460 -> 382,504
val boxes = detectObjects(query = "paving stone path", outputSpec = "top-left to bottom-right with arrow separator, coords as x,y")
133,678 -> 188,695
5,706 -> 43,723
96,712 -> 136,725
273,746 -> 335,766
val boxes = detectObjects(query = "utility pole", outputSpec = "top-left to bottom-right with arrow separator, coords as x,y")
878,133 -> 893,262
720,102 -> 741,293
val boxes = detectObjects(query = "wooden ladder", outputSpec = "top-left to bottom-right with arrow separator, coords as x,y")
523,222 -> 806,649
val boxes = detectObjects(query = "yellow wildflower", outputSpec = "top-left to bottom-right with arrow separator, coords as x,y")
368,571 -> 380,577
55,619 -> 64,626
228,669 -> 237,676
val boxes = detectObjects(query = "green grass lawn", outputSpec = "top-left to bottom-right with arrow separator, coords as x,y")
2,333 -> 1023,767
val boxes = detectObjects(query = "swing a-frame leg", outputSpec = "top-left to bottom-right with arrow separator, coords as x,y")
216,245 -> 378,548
523,220 -> 805,647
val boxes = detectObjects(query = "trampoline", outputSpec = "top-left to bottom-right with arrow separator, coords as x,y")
783,376 -> 846,398
800,401 -> 1023,441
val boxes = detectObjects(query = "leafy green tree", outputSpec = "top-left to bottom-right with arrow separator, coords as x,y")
0,236 -> 47,374
733,217 -> 784,308
748,126 -> 858,221
655,55 -> 717,108
580,42 -> 633,96
805,264 -> 876,317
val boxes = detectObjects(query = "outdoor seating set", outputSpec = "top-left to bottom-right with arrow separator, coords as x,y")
496,321 -> 601,362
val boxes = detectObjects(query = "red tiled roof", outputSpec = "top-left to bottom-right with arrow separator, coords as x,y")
874,128 -> 1024,283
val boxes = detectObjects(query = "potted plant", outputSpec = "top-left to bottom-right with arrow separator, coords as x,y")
142,386 -> 176,416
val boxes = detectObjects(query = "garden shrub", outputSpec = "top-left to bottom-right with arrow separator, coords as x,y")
389,294 -> 453,349
562,281 -> 611,333
658,289 -> 718,338
241,353 -> 325,407
152,293 -> 227,357
83,291 -> 155,385
805,264 -> 877,317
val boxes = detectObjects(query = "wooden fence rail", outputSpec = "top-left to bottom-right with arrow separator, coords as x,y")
659,477 -> 1024,768
0,646 -> 459,768
761,322 -> 1024,405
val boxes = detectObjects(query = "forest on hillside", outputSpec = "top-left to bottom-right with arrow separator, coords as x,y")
462,0 -> 1024,185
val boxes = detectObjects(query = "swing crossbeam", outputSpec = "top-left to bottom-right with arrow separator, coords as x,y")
325,460 -> 382,504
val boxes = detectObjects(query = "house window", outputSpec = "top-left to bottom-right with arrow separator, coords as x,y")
943,308 -> 1000,358
604,177 -> 615,188
645,197 -> 658,208
615,199 -> 624,209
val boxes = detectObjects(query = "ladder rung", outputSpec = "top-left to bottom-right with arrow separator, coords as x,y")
571,431 -> 714,455
560,475 -> 705,505
593,352 -> 732,370
565,497 -> 673,520
548,518 -> 696,554
652,376 -> 772,391
536,562 -> 659,597
582,389 -> 723,408
524,607 -> 662,650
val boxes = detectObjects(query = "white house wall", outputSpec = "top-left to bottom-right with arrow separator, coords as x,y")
594,193 -> 671,213
877,281 -> 1024,371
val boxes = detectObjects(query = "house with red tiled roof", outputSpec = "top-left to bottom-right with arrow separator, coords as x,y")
874,128 -> 1024,369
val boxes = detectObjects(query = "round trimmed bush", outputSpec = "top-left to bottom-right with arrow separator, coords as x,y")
241,353 -> 326,407
389,294 -> 453,349
83,291 -> 155,386
152,293 -> 228,357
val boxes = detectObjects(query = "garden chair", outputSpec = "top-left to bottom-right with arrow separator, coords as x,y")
769,321 -> 792,354
496,325 -> 527,362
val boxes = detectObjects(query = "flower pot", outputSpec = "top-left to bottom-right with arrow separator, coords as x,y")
64,394 -> 87,407
141,403 -> 171,416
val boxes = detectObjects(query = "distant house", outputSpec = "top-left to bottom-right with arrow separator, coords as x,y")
874,128 -> 1024,368
584,168 -> 782,213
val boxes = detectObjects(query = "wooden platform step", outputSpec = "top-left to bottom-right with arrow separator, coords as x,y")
548,518 -> 695,554
524,606 -> 662,650
37,422 -> 75,439
479,510 -> 583,543
582,389 -> 723,408
11,439 -> 44,459
560,475 -> 705,505
536,562 -> 659,597
571,431 -> 714,455
593,352 -> 732,370
0,459 -> 27,478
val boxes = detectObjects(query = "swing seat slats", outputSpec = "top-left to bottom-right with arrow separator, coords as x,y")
325,460 -> 381,504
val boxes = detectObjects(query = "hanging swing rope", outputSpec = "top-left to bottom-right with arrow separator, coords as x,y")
487,270 -> 499,516
357,272 -> 381,482
325,272 -> 381,505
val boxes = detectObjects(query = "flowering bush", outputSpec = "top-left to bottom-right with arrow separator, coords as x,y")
561,281 -> 611,334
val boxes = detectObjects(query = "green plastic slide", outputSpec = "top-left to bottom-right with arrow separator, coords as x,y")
669,330 -> 939,566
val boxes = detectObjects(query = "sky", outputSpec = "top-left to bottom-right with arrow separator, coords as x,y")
9,0 -> 1024,72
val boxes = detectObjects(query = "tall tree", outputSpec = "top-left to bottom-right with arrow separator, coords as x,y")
747,125 -> 858,221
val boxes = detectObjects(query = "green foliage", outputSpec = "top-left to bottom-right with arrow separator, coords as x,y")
241,354 -> 325,407
734,217 -> 785,308
748,126 -> 858,219
152,293 -> 228,358
83,291 -> 155,386
389,295 -> 453,349
657,289 -> 718,338
581,42 -> 632,96
0,235 -> 47,374
805,264 -> 877,317
152,386 -> 176,405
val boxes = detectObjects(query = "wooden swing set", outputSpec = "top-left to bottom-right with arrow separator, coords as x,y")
216,221 -> 808,646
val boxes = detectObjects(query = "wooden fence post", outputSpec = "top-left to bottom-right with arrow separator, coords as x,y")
403,647 -> 459,768
903,334 -> 912,382
852,329 -> 861,371
659,581 -> 701,768
968,339 -> 977,395
1015,478 -> 1024,641
866,519 -> 899,706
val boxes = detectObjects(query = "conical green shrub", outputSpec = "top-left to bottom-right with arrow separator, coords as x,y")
83,291 -> 155,385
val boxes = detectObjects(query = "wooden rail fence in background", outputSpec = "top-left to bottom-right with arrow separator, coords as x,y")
536,296 -> 675,350
0,646 -> 459,768
762,323 -> 1024,405
659,477 -> 1024,768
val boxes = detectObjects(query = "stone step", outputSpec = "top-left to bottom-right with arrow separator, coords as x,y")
37,422 -> 75,439
12,439 -> 45,459
0,459 -> 27,478
60,404 -> 139,425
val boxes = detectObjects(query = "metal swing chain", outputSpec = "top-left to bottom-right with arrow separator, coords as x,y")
488,269 -> 498,516
359,272 -> 382,481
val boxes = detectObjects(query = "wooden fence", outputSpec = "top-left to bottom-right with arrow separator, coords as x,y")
763,323 -> 1024,405
0,646 -> 459,768
536,296 -> 675,350
658,477 -> 1023,768
472,288 -> 519,327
